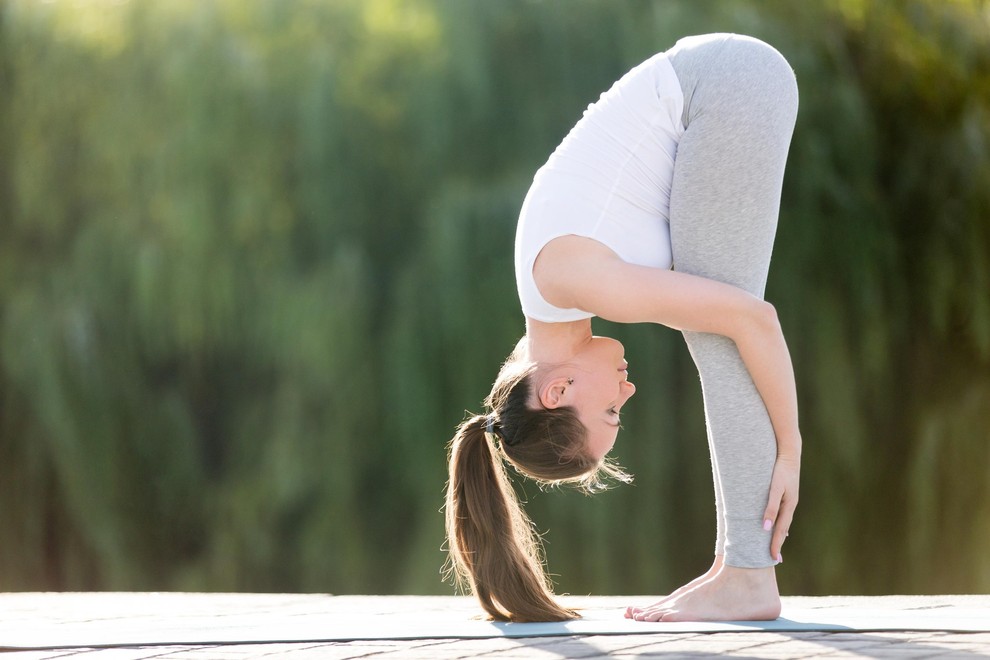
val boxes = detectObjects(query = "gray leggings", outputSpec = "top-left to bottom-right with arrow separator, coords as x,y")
666,34 -> 799,568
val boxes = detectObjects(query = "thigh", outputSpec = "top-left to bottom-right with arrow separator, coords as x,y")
668,35 -> 798,297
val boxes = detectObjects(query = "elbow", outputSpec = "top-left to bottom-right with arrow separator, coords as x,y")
758,300 -> 780,329
746,300 -> 781,338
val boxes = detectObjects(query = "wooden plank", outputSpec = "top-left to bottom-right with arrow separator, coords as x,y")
0,594 -> 988,657
2,633 -> 990,659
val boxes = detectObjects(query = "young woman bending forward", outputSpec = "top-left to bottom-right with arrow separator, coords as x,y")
444,33 -> 801,623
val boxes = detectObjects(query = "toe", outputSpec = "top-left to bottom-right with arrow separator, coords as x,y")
637,608 -> 665,623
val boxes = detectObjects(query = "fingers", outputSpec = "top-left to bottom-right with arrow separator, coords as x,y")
770,498 -> 795,561
762,491 -> 781,534
762,482 -> 784,558
763,460 -> 800,563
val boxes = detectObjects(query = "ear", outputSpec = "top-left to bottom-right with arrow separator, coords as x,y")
539,376 -> 572,409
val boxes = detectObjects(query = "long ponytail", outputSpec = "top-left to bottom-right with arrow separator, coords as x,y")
444,414 -> 578,622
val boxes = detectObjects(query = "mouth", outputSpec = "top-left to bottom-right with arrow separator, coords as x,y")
619,361 -> 629,373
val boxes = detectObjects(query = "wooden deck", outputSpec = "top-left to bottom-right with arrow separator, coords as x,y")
0,593 -> 988,658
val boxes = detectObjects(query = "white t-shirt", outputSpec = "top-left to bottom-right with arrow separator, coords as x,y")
514,52 -> 685,322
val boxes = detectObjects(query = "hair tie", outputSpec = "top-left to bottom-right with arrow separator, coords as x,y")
485,414 -> 518,447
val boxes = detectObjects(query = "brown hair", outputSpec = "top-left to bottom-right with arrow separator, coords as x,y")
443,348 -> 631,622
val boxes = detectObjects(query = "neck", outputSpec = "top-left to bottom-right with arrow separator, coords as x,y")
523,317 -> 593,364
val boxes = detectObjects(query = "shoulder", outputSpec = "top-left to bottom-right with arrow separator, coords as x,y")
534,236 -> 671,323
532,235 -> 622,311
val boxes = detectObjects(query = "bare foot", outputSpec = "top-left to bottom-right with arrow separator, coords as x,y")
629,565 -> 781,622
624,555 -> 724,619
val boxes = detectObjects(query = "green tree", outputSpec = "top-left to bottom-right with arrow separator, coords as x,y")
0,0 -> 987,597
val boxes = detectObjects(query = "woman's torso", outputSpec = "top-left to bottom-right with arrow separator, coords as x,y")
514,51 -> 685,323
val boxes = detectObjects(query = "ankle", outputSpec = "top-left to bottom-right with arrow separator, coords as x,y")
717,565 -> 779,588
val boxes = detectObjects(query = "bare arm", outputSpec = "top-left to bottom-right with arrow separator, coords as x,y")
536,236 -> 800,556
538,237 -> 800,448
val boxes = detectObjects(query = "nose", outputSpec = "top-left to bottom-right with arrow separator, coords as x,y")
620,379 -> 636,402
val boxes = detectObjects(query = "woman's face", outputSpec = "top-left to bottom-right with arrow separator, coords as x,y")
539,336 -> 636,461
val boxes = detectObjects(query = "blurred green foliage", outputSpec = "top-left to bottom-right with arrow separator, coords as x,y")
1,0 -> 988,596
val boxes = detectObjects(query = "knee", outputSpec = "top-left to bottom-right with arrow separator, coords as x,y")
729,35 -> 799,117
752,39 -> 799,117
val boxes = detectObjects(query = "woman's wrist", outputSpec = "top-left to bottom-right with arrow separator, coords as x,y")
776,432 -> 802,460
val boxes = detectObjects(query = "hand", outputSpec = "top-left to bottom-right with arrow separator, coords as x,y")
762,454 -> 800,563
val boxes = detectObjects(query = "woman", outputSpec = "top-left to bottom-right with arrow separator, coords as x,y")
444,33 -> 801,623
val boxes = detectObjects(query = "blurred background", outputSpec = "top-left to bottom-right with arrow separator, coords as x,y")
1,0 -> 988,598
